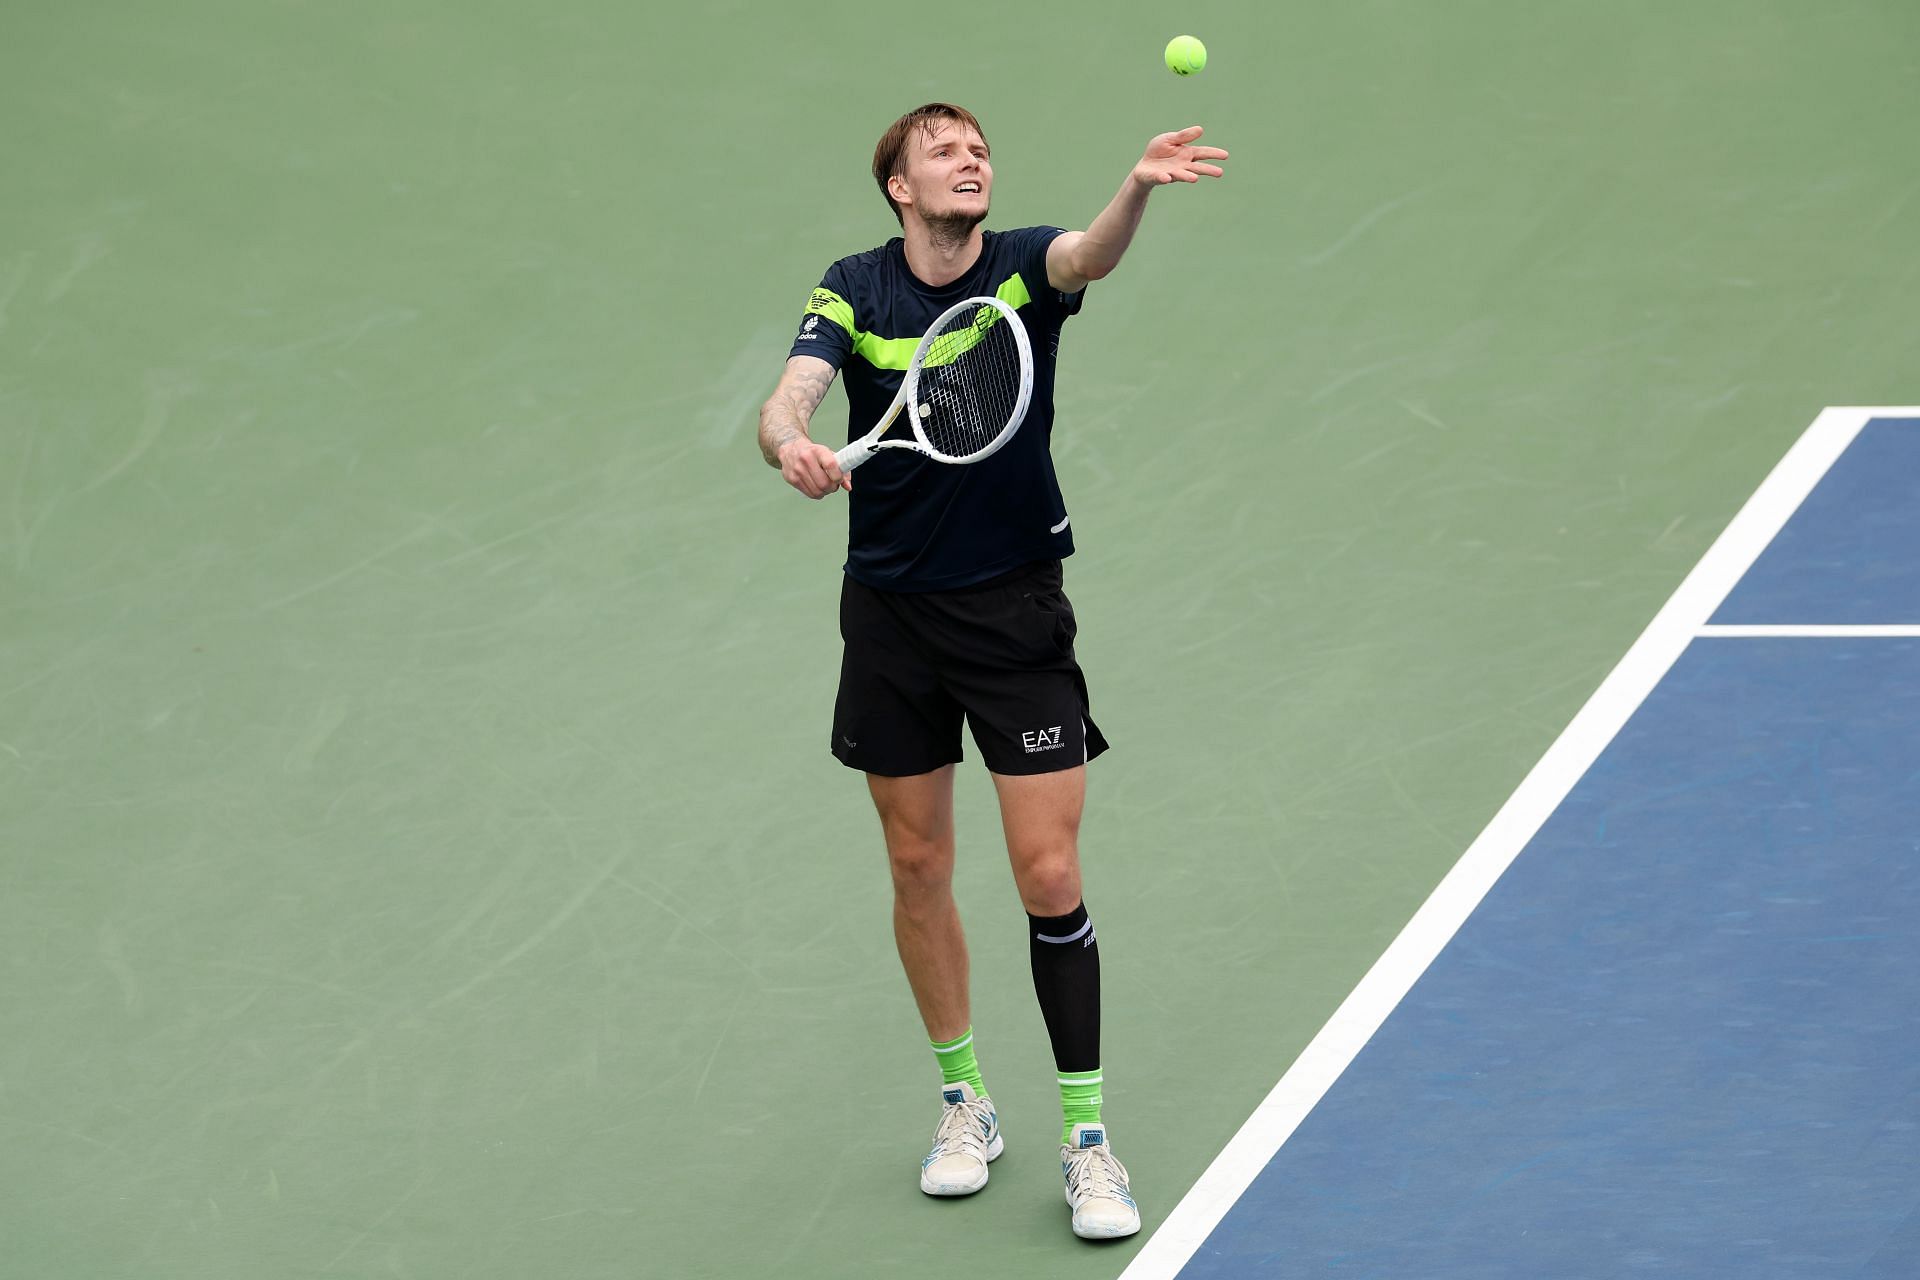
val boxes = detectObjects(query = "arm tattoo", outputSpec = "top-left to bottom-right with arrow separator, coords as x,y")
785,360 -> 836,415
758,359 -> 838,466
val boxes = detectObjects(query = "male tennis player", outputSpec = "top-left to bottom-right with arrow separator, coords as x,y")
758,103 -> 1225,1240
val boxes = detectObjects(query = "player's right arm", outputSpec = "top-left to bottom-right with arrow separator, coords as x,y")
759,355 -> 849,499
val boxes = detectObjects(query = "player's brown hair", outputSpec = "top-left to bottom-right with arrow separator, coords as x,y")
872,103 -> 990,227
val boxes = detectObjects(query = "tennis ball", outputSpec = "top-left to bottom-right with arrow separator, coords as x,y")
1165,35 -> 1207,76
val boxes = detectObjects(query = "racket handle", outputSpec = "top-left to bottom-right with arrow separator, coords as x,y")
836,438 -> 878,473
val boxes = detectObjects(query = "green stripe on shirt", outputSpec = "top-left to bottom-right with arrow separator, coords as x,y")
804,286 -> 855,336
851,272 -> 1035,370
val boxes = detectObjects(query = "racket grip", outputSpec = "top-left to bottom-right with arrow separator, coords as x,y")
836,439 -> 877,473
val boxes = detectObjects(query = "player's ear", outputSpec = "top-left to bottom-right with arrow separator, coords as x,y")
887,172 -> 912,210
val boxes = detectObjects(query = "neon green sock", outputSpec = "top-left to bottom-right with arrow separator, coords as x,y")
930,1027 -> 987,1099
1059,1067 -> 1103,1142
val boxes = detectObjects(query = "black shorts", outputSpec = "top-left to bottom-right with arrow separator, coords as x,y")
832,559 -> 1109,777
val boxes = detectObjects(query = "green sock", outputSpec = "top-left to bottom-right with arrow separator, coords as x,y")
930,1027 -> 987,1098
1058,1068 -> 1103,1143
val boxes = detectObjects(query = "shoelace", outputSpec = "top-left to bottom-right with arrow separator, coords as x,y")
929,1099 -> 994,1159
1064,1143 -> 1130,1203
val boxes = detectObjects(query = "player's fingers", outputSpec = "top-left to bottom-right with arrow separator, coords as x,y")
1195,164 -> 1225,178
1174,124 -> 1204,141
1192,146 -> 1229,160
817,450 -> 849,492
788,459 -> 827,499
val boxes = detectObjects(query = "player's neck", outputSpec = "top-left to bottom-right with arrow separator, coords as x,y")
901,218 -> 985,288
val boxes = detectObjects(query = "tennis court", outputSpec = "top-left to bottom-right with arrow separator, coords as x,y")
1137,411 -> 1920,1277
4,4 -> 1916,1277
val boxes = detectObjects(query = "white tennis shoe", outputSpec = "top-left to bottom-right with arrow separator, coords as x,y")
920,1081 -> 1003,1196
1061,1123 -> 1141,1239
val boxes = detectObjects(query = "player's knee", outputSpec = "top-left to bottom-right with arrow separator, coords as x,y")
1014,852 -> 1081,917
886,836 -> 953,897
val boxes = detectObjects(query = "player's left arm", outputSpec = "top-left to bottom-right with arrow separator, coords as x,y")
1046,126 -> 1228,294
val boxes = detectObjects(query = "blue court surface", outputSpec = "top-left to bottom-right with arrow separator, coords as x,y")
1713,419 -> 1920,625
1133,413 -> 1920,1278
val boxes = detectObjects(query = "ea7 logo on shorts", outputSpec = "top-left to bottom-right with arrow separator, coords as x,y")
1022,726 -> 1065,753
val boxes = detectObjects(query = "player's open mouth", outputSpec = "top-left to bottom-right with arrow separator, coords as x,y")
953,183 -> 981,194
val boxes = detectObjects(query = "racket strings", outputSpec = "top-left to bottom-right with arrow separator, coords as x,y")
914,307 -> 1025,461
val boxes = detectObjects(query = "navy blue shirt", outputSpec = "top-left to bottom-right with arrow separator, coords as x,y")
787,227 -> 1085,592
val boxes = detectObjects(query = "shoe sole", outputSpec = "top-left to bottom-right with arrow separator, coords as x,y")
1067,1186 -> 1141,1238
1071,1215 -> 1142,1240
919,1132 -> 1004,1196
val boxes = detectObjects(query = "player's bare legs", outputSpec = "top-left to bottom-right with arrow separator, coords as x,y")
869,765 -> 1003,1195
991,765 -> 1086,915
869,765 -> 969,1040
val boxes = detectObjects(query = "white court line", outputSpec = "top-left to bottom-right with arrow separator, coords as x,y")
1698,624 -> 1920,637
1120,406 -> 1920,1280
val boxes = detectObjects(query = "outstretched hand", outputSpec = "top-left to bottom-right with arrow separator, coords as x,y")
1132,126 -> 1228,188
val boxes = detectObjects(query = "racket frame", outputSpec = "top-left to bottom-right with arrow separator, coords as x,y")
834,295 -> 1034,474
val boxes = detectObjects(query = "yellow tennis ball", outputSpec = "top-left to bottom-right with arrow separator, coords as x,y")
1164,35 -> 1207,76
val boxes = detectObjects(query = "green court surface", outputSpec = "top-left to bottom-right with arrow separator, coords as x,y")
3,3 -> 1915,1276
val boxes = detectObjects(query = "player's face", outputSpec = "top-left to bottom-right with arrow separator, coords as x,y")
901,121 -> 992,226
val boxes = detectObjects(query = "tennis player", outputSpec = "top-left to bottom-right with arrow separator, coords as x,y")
758,103 -> 1225,1240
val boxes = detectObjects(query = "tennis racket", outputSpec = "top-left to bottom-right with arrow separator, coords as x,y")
835,295 -> 1034,474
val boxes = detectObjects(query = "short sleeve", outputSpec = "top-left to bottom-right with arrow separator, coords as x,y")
1015,226 -> 1086,319
787,262 -> 857,368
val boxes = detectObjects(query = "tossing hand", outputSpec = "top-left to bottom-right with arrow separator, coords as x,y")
1131,126 -> 1229,188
